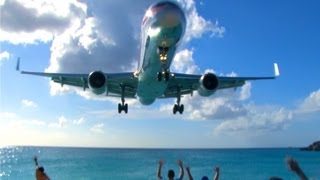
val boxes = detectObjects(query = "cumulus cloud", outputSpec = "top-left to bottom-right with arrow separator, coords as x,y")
48,116 -> 67,128
73,117 -> 85,125
90,123 -> 104,134
172,49 -> 201,74
159,87 -> 320,136
296,89 -> 320,114
0,112 -> 17,119
0,0 -> 86,44
21,99 -> 37,108
0,51 -> 10,61
178,0 -> 225,41
214,106 -> 293,133
181,88 -> 252,121
27,120 -> 46,126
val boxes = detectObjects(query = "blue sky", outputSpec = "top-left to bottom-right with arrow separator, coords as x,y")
0,0 -> 319,148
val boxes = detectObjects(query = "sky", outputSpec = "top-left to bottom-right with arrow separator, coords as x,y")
0,0 -> 319,148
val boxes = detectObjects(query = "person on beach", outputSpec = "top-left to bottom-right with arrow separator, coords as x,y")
34,156 -> 50,180
157,159 -> 184,180
185,165 -> 219,180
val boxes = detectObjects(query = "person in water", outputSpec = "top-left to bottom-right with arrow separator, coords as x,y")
157,159 -> 184,180
34,156 -> 50,180
185,165 -> 219,180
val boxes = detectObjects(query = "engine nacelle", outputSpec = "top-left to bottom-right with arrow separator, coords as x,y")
198,73 -> 219,96
138,97 -> 156,105
88,71 -> 107,95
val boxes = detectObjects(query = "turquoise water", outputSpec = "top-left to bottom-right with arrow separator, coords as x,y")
0,147 -> 319,179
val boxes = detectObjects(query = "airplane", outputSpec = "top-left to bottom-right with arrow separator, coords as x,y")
17,1 -> 280,114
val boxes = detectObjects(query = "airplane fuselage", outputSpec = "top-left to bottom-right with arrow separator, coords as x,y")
136,1 -> 186,105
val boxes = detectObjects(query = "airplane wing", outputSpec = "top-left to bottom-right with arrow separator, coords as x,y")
164,63 -> 280,98
16,58 -> 138,98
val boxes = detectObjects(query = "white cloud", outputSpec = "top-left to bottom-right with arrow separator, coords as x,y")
0,112 -> 45,126
172,49 -> 201,74
214,107 -> 293,133
0,0 -> 86,44
90,123 -> 104,134
181,88 -> 319,134
178,0 -> 225,41
239,83 -> 251,101
21,99 -> 37,108
27,119 -> 46,126
0,112 -> 17,119
0,51 -> 10,61
48,116 -> 67,128
296,89 -> 320,114
73,117 -> 85,125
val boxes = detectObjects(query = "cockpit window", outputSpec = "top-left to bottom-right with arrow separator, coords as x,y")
153,1 -> 179,9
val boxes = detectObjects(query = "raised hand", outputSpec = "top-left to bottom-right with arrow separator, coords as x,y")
158,160 -> 164,166
286,157 -> 300,172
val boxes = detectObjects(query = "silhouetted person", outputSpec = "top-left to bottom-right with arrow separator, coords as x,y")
185,165 -> 219,180
185,166 -> 193,180
34,156 -> 50,180
286,157 -> 308,180
157,159 -> 184,180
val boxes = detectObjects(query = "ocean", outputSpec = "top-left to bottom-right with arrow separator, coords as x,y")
0,147 -> 319,180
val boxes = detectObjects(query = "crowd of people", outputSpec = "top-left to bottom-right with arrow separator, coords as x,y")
34,156 -> 308,180
156,157 -> 308,180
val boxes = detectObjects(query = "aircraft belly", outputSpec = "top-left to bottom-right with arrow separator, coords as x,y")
137,76 -> 167,98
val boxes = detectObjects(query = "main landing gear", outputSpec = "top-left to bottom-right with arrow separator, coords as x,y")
118,85 -> 128,114
173,86 -> 184,114
118,98 -> 128,114
157,71 -> 170,82
173,103 -> 184,114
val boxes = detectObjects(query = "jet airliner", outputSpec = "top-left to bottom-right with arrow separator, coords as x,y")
17,1 -> 280,114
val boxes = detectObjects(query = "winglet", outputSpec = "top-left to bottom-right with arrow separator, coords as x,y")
273,63 -> 280,77
16,57 -> 20,71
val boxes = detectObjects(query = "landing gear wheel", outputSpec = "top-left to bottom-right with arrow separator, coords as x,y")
173,104 -> 178,114
118,103 -> 122,114
157,72 -> 162,82
124,103 -> 128,114
173,104 -> 184,114
179,104 -> 184,114
164,72 -> 169,81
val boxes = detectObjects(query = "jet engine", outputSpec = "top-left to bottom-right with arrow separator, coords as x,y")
88,71 -> 107,95
197,73 -> 219,96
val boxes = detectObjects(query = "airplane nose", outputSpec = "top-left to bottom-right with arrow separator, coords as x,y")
150,1 -> 186,28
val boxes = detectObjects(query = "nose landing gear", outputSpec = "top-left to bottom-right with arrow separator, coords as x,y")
157,71 -> 170,82
157,45 -> 170,82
